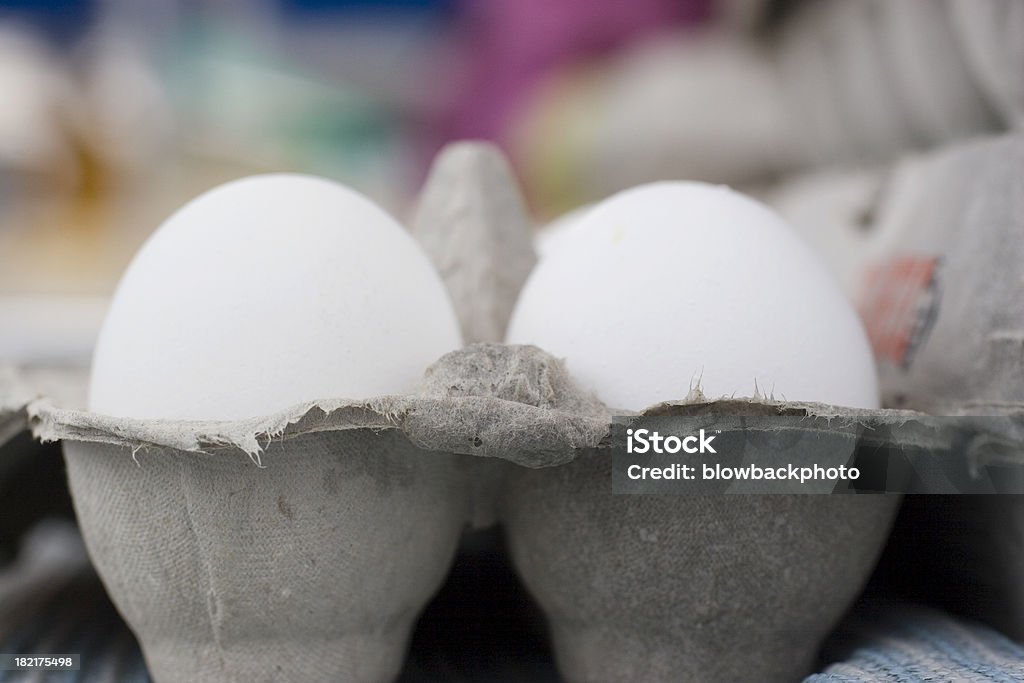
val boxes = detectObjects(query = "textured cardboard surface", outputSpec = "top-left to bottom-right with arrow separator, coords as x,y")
502,459 -> 898,682
64,432 -> 468,683
768,132 -> 1024,417
412,143 -> 536,345
34,345 -> 611,469
34,343 -> 997,470
859,133 -> 1024,414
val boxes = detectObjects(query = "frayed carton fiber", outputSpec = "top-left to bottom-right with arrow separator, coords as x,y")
26,142 -> 907,683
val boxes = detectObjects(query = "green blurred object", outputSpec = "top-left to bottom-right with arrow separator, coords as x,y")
167,19 -> 412,209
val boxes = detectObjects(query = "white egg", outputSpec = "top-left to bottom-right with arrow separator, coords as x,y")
89,174 -> 462,420
506,181 -> 878,411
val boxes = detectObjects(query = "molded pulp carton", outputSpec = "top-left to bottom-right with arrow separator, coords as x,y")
12,140 -> 1021,681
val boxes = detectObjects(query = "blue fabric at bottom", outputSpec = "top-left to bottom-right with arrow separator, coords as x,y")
806,605 -> 1024,682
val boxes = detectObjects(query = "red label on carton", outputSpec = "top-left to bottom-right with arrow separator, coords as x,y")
859,255 -> 941,368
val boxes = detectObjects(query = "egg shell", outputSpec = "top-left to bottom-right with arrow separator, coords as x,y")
89,173 -> 462,420
506,181 -> 879,410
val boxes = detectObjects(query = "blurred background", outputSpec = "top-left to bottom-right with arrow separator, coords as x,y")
2,0 -> 1020,371
0,0 -> 718,369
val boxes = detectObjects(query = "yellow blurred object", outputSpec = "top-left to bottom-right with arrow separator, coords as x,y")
513,65 -> 607,218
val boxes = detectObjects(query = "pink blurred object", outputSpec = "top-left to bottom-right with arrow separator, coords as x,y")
445,0 -> 712,145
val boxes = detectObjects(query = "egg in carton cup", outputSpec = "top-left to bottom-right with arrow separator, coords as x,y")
22,141 -> 994,683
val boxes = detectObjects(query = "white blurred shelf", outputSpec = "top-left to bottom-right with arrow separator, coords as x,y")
0,295 -> 108,368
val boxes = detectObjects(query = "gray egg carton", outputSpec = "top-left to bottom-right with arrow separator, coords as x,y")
0,137 -> 1021,682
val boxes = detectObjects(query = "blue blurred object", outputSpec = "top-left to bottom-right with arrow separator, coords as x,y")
0,0 -> 94,44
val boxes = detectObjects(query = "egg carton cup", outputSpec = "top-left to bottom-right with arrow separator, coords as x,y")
16,140 -> 1016,682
